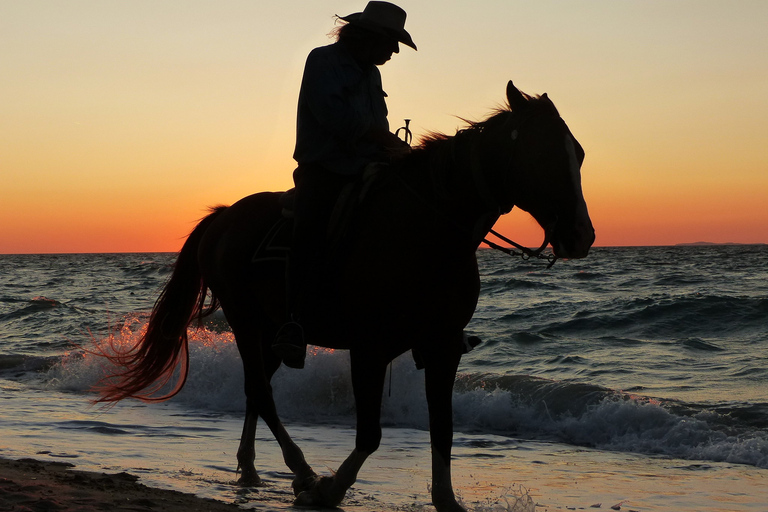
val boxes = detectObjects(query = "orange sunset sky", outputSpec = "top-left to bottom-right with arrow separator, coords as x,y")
2,0 -> 767,254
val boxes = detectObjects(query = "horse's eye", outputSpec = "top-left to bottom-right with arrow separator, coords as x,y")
511,130 -> 518,141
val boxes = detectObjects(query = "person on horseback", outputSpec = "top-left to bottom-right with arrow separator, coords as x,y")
272,1 -> 416,369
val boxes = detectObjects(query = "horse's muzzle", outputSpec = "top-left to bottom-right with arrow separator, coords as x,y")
550,217 -> 595,259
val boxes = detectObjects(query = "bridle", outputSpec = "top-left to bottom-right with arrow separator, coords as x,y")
395,107 -> 561,269
466,109 -> 560,268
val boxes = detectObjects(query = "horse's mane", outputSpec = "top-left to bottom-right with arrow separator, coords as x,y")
398,91 -> 548,206
414,91 -> 543,151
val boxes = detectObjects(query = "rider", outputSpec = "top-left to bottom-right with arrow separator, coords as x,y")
272,1 -> 416,369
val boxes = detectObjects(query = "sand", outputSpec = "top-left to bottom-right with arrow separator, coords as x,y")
3,450 -> 768,512
0,457 -> 240,512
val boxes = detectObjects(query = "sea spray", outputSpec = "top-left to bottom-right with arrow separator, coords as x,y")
41,316 -> 768,469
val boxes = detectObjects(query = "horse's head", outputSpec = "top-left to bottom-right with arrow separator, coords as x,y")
478,81 -> 595,259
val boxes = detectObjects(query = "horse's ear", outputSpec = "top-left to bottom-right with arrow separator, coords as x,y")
506,80 -> 526,111
540,92 -> 560,115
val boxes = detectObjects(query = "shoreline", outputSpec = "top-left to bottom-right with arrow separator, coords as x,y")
0,457 -> 241,512
3,442 -> 768,512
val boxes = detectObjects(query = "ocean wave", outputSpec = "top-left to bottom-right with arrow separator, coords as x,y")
550,398 -> 768,468
118,259 -> 173,279
0,296 -> 61,321
0,354 -> 33,372
524,294 -> 767,339
0,353 -> 59,375
38,323 -> 768,469
570,271 -> 604,281
498,278 -> 562,291
679,337 -> 725,351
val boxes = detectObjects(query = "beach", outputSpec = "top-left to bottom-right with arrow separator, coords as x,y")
0,456 -> 240,512
2,435 -> 767,512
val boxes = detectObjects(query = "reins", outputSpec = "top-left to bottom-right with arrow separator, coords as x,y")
483,229 -> 558,269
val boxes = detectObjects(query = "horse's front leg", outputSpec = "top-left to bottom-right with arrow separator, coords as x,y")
425,344 -> 466,512
294,354 -> 387,508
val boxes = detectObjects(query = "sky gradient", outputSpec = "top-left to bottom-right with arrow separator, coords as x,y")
2,0 -> 767,253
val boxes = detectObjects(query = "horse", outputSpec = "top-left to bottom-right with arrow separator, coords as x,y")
97,81 -> 595,512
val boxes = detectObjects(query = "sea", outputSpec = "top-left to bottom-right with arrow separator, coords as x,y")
1,245 -> 767,512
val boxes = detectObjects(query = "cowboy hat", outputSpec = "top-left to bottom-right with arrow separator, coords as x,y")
339,1 -> 417,50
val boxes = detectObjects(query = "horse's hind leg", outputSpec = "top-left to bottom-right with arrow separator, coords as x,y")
237,399 -> 261,485
225,310 -> 316,487
294,354 -> 387,507
230,318 -> 274,485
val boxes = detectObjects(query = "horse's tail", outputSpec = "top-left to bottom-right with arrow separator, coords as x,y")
95,206 -> 228,404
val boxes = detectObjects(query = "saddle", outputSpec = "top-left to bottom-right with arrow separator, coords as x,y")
251,163 -> 386,265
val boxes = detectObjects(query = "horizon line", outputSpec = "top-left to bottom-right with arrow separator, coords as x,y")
2,242 -> 766,257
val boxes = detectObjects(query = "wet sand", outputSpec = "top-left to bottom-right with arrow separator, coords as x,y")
0,457 -> 240,512
3,449 -> 768,512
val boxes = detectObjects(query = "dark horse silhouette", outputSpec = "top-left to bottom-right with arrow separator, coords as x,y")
98,82 -> 594,512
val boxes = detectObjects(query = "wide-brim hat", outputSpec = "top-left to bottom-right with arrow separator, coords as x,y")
340,1 -> 417,50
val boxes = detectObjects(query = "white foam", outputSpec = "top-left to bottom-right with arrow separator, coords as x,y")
43,320 -> 768,469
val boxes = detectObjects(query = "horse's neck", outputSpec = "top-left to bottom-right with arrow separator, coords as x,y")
394,139 -> 496,249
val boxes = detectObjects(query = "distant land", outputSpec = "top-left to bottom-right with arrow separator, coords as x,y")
675,242 -> 767,247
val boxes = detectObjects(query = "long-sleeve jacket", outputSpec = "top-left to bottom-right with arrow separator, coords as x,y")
293,42 -> 390,175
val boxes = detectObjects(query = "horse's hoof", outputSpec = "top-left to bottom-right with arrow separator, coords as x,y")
292,475 -> 346,508
433,498 -> 467,512
293,490 -> 316,507
292,474 -> 318,497
236,472 -> 261,487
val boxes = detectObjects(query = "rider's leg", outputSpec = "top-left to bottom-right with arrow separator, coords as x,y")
272,165 -> 350,368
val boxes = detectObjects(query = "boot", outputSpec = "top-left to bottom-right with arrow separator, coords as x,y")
272,321 -> 306,369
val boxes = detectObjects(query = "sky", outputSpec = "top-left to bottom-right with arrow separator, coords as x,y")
1,0 -> 767,253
